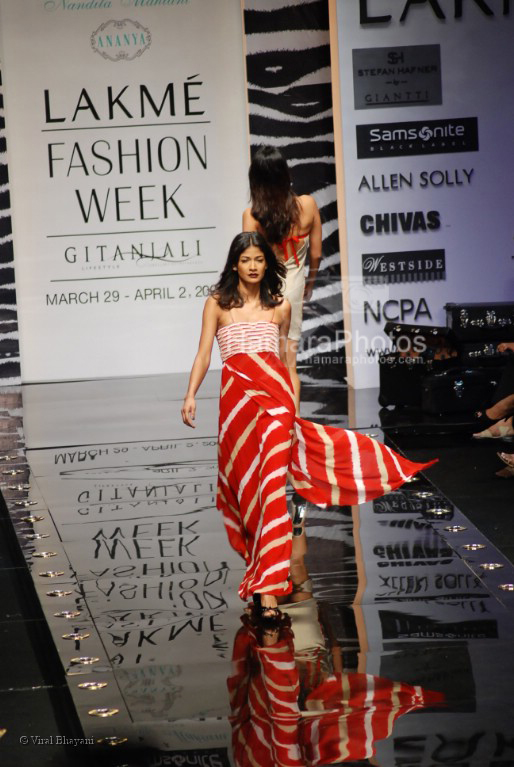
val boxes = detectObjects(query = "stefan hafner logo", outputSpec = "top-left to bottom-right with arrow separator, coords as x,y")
91,19 -> 151,62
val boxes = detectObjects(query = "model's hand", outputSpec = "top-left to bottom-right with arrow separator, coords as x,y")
303,281 -> 314,301
181,395 -> 196,428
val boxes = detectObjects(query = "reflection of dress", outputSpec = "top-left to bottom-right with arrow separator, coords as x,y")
280,233 -> 309,342
216,322 -> 435,601
228,618 -> 303,767
228,617 -> 444,767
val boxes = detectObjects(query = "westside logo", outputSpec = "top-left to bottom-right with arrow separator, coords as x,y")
362,249 -> 446,284
356,117 -> 479,158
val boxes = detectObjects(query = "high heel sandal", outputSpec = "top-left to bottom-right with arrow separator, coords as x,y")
497,452 -> 514,468
252,593 -> 282,620
473,416 -> 514,440
289,494 -> 307,537
292,578 -> 313,595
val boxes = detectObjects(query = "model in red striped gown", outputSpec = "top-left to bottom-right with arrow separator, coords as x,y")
182,233 -> 435,613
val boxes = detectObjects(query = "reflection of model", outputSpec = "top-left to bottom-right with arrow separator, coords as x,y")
227,610 -> 444,767
243,145 -> 322,406
182,232 -> 434,615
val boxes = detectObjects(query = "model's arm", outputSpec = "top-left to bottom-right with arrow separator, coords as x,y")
303,196 -> 322,301
181,296 -> 219,428
278,299 -> 291,367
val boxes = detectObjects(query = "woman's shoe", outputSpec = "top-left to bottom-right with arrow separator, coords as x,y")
291,577 -> 313,595
289,494 -> 307,536
473,417 -> 514,439
497,452 -> 514,468
252,592 -> 282,620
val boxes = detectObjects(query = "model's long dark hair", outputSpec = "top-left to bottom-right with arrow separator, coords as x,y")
212,232 -> 286,310
249,145 -> 300,245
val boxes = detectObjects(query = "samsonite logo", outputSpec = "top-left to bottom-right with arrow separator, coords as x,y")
356,117 -> 479,158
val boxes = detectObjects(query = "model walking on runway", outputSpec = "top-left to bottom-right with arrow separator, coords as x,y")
243,145 -> 322,407
181,232 -> 434,616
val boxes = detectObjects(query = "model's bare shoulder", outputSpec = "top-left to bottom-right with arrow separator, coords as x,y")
204,294 -> 220,317
298,194 -> 317,214
242,207 -> 259,230
297,194 -> 319,229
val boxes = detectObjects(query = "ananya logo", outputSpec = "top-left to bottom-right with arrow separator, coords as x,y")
91,19 -> 151,62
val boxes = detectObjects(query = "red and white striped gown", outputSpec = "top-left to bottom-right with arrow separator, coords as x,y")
216,321 -> 435,601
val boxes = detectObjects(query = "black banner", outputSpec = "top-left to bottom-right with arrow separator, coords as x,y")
356,117 -> 479,158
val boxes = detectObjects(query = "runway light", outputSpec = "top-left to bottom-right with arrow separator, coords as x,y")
14,500 -> 38,507
96,736 -> 128,746
2,470 -> 24,475
39,571 -> 65,578
33,551 -> 57,558
24,533 -> 50,540
62,632 -> 90,640
88,708 -> 119,718
424,508 -> 448,517
46,590 -> 72,597
54,611 -> 82,619
412,491 -> 435,499
462,543 -> 486,551
70,657 -> 99,665
479,563 -> 504,571
78,682 -> 108,691
498,583 -> 514,591
444,525 -> 467,532
21,515 -> 45,523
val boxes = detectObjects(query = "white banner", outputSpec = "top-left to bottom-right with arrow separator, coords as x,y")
0,0 -> 248,382
331,0 -> 513,388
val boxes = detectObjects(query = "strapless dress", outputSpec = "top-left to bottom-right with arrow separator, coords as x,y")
216,321 -> 279,363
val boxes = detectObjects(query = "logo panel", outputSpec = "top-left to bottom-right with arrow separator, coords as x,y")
353,44 -> 442,110
356,117 -> 479,159
91,19 -> 152,62
362,249 -> 446,284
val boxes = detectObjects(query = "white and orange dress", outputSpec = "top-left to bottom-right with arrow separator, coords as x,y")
279,232 -> 309,342
216,319 -> 434,602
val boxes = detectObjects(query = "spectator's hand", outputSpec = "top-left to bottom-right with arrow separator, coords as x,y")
497,342 -> 514,353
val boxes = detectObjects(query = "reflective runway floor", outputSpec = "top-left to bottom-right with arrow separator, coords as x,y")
1,371 -> 514,766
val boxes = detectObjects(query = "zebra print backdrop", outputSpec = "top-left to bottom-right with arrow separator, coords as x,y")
0,68 -> 20,384
243,0 -> 346,384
